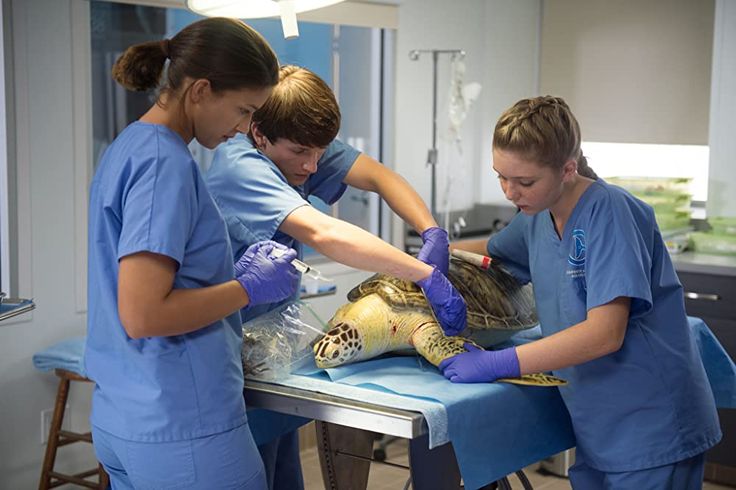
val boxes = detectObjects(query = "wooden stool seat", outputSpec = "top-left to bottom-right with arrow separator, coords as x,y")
39,368 -> 109,490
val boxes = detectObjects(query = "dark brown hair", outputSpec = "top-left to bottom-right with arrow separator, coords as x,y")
112,17 -> 278,95
252,65 -> 340,148
493,96 -> 597,179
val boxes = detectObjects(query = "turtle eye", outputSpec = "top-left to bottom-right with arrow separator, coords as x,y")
332,351 -> 339,359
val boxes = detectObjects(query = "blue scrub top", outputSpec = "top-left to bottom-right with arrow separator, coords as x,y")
85,122 -> 246,442
206,134 -> 359,321
487,179 -> 720,472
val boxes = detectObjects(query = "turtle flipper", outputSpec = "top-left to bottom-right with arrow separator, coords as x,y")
411,322 -> 475,367
497,373 -> 567,386
415,331 -> 567,386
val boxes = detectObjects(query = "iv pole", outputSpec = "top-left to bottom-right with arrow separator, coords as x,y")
408,49 -> 466,217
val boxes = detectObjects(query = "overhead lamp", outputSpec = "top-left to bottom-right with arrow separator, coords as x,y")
187,0 -> 346,39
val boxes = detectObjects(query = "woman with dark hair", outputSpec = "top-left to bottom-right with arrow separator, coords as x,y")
447,96 -> 720,489
85,18 -> 298,489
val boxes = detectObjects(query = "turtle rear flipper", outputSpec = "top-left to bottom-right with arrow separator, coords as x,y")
497,373 -> 567,386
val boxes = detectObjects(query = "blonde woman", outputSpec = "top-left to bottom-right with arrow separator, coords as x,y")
448,96 -> 720,489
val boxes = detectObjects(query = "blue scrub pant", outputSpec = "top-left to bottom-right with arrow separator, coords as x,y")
257,430 -> 304,490
569,452 -> 706,490
92,423 -> 267,490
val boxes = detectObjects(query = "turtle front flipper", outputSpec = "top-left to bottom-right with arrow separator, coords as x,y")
497,373 -> 567,386
419,331 -> 568,387
410,321 -> 477,366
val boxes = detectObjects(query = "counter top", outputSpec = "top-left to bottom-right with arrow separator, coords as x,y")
0,298 -> 35,324
671,252 -> 736,277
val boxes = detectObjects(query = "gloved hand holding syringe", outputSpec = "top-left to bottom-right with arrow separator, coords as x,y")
270,248 -> 332,282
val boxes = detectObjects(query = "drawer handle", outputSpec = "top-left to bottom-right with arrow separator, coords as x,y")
684,292 -> 721,301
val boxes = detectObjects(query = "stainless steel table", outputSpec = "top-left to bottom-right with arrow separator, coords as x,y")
244,380 -> 465,490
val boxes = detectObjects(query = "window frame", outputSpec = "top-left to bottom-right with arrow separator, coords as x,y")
2,0 -> 35,322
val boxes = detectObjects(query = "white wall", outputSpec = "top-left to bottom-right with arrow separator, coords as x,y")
540,0 -> 714,146
0,1 -> 95,488
477,0 -> 542,206
392,0 -> 541,246
707,0 -> 736,218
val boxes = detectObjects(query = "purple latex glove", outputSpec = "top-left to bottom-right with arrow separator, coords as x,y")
439,343 -> 520,383
417,227 -> 450,276
234,241 -> 300,307
416,268 -> 467,336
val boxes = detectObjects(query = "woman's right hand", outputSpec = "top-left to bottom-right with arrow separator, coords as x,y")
235,241 -> 300,306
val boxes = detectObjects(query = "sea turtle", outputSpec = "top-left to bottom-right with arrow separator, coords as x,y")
313,256 -> 566,386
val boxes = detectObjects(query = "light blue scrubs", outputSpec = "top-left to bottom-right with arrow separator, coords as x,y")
86,122 -> 265,489
487,179 -> 721,484
207,134 -> 359,490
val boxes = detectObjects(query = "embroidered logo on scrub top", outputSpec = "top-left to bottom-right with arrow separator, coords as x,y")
568,228 -> 586,268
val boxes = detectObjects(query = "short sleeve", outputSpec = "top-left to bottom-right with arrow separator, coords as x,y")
303,139 -> 360,205
584,193 -> 653,317
486,213 -> 531,284
117,140 -> 197,266
207,142 -> 308,256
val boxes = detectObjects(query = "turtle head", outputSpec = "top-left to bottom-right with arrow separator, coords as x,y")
313,322 -> 365,368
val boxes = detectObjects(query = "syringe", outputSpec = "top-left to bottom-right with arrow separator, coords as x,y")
270,248 -> 332,282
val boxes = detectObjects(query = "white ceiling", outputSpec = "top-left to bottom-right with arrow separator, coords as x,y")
358,0 -> 402,4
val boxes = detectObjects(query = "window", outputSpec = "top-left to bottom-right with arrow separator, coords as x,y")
90,1 -> 394,258
582,141 -> 709,208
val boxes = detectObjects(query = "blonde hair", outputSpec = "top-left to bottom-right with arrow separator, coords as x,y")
252,65 -> 340,147
493,96 -> 597,179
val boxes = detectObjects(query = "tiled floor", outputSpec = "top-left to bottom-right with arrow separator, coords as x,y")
300,439 -> 735,489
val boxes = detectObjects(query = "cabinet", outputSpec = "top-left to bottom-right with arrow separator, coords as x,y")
676,263 -> 736,485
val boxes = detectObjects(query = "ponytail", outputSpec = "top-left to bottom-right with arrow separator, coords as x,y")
112,40 -> 168,92
111,18 -> 278,96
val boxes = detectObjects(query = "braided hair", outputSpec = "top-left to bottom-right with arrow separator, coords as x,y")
492,96 -> 597,179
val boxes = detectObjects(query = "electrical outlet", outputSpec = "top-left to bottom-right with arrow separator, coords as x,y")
40,405 -> 70,445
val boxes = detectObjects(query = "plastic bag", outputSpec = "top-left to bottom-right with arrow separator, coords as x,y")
241,301 -> 326,381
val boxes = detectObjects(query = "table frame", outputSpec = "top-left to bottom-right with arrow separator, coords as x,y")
244,380 -> 465,489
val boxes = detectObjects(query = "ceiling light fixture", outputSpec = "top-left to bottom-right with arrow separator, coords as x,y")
187,0 -> 346,39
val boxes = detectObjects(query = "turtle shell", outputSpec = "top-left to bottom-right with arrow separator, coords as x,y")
346,256 -> 537,330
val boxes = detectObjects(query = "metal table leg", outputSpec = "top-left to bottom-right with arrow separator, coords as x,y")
316,421 -> 374,490
408,434 -> 462,490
